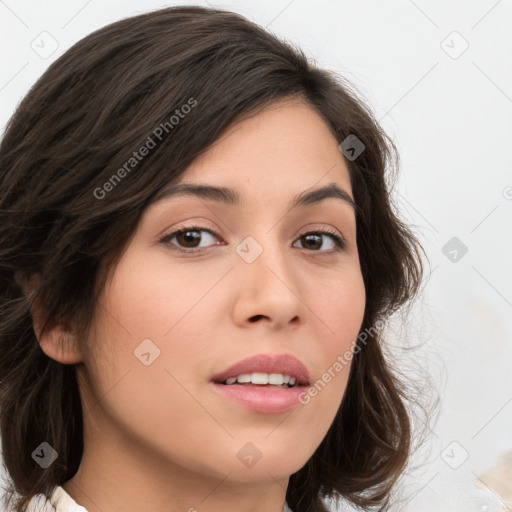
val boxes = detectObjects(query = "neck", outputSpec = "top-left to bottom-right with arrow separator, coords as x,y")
61,414 -> 290,512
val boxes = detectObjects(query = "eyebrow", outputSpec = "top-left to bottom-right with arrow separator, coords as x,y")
154,181 -> 358,212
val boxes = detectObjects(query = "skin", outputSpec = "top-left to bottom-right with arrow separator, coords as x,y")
36,97 -> 366,512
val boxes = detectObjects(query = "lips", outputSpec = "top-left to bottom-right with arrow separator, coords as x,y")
211,353 -> 310,386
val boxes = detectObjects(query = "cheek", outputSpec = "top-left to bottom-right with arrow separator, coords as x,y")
104,254 -> 216,341
83,254 -> 218,407
313,267 -> 366,346
303,269 -> 366,406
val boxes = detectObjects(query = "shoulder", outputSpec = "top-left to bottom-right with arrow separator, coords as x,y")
25,486 -> 88,512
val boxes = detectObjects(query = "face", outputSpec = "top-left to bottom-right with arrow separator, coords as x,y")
77,97 -> 366,485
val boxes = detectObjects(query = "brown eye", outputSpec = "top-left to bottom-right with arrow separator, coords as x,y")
160,225 -> 345,254
299,233 -> 323,251
160,225 -> 221,252
175,229 -> 202,248
294,230 -> 346,253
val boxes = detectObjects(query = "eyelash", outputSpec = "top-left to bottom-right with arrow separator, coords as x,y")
159,224 -> 347,254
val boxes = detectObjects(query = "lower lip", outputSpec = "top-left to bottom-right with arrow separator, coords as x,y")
210,382 -> 308,414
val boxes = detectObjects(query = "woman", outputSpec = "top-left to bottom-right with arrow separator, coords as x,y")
0,5 -> 425,512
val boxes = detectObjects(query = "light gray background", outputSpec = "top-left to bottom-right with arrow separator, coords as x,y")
1,1 -> 511,511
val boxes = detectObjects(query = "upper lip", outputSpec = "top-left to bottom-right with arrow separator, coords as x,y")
211,353 -> 310,386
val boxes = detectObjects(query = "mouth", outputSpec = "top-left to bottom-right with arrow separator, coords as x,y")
210,352 -> 310,385
213,372 -> 308,388
210,353 -> 311,414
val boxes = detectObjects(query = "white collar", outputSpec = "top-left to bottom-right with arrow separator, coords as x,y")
50,486 -> 87,511
48,486 -> 295,512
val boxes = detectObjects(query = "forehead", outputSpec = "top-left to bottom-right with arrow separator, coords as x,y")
153,98 -> 354,208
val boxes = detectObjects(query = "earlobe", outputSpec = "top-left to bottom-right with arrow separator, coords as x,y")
35,322 -> 84,365
22,274 -> 84,365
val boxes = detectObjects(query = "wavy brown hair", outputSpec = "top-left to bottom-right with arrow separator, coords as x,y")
0,5 -> 426,512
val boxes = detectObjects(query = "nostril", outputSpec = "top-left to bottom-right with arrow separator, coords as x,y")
249,314 -> 266,322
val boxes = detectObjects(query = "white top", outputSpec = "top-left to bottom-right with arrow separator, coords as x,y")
25,485 -> 296,512
25,486 -> 87,512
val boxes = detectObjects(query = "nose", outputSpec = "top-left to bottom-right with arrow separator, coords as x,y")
230,234 -> 306,330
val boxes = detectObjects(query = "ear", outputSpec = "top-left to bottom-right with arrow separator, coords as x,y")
20,273 -> 84,365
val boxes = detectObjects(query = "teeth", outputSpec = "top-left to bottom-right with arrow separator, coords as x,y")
268,373 -> 283,385
223,373 -> 298,386
252,372 -> 268,385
